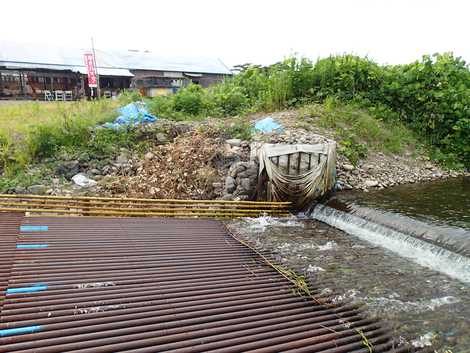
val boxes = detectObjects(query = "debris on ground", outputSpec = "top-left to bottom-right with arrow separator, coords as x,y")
106,132 -> 227,199
72,173 -> 97,188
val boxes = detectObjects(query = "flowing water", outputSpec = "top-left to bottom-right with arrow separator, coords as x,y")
228,176 -> 470,352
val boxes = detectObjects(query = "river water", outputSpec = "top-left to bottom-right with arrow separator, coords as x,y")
228,176 -> 470,352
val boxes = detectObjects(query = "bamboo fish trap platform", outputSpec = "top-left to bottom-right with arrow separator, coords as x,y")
0,194 -> 291,219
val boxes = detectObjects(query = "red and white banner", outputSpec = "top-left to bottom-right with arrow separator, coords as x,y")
83,53 -> 98,87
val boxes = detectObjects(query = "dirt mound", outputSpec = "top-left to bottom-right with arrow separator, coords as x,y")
107,132 -> 224,199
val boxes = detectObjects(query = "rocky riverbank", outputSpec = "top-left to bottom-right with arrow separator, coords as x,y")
3,110 -> 467,199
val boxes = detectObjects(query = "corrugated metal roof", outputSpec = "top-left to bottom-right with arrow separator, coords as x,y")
0,215 -> 415,352
0,41 -> 232,76
72,66 -> 134,77
1,62 -> 133,77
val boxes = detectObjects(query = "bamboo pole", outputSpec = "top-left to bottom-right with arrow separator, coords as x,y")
0,201 -> 287,215
0,207 -> 289,218
0,194 -> 290,206
0,198 -> 288,210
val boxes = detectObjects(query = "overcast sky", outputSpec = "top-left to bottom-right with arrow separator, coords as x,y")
1,0 -> 468,68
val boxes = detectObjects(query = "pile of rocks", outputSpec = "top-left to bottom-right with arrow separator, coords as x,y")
223,161 -> 259,201
335,153 -> 463,191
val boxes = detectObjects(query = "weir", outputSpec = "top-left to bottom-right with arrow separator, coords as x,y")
311,204 -> 470,284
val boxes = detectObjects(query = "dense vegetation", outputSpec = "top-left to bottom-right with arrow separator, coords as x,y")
1,52 -> 468,186
148,54 -> 470,168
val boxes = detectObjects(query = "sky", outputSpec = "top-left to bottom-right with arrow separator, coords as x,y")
1,0 -> 469,68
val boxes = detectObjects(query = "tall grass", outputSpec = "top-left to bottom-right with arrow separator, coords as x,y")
0,100 -> 118,173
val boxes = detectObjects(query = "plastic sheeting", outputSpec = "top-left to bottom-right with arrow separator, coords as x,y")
258,142 -> 336,209
103,102 -> 157,129
254,117 -> 284,133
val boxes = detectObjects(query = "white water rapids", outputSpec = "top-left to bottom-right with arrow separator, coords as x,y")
311,204 -> 470,283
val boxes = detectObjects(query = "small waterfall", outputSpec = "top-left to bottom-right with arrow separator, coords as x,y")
311,204 -> 470,283
341,203 -> 470,257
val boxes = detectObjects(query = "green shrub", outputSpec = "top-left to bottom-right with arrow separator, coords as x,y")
442,118 -> 470,167
173,84 -> 206,115
208,81 -> 249,116
312,55 -> 383,101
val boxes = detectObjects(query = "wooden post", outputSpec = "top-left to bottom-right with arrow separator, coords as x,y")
18,71 -> 24,97
297,152 -> 302,175
287,154 -> 291,175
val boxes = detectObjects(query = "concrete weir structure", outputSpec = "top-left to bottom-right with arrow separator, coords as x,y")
0,211 -> 418,352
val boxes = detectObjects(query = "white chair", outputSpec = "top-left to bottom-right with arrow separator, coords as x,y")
44,90 -> 53,101
64,91 -> 73,101
54,90 -> 64,101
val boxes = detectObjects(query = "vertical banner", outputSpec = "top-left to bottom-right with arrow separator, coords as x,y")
83,53 -> 97,87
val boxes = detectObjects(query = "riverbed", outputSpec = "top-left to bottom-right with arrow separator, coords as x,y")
228,177 -> 470,352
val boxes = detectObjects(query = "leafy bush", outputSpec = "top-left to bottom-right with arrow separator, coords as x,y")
207,81 -> 249,116
173,84 -> 206,115
442,118 -> 470,167
312,55 -> 383,101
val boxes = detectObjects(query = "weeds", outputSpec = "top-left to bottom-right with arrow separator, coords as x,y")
215,116 -> 252,140
0,99 -> 119,173
299,99 -> 417,164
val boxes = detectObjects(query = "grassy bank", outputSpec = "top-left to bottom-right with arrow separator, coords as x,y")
0,100 -> 121,173
298,98 -> 418,165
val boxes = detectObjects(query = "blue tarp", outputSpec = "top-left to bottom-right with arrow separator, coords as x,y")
103,102 -> 157,129
254,117 -> 284,133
